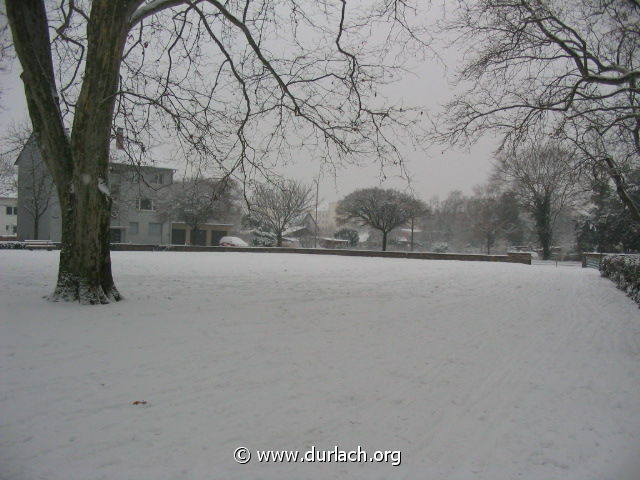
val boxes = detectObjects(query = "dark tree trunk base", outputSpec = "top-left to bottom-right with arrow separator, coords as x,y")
49,273 -> 122,305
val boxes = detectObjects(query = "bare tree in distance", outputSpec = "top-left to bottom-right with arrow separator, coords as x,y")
0,122 -> 30,195
0,154 -> 16,196
156,176 -> 239,245
245,179 -> 313,247
438,0 -> 640,222
403,195 -> 430,251
5,0 -> 428,304
494,143 -> 578,260
0,123 -> 56,237
16,137 -> 56,239
336,187 -> 421,251
468,185 -> 523,255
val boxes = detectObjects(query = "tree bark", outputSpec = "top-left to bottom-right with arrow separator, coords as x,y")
381,230 -> 388,251
533,198 -> 553,260
603,157 -> 640,223
7,0 -> 129,303
410,218 -> 415,252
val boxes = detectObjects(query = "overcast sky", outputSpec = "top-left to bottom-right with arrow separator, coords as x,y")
0,4 -> 498,206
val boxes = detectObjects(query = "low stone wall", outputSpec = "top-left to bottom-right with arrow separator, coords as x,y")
108,244 -> 532,265
5,242 -> 533,265
582,253 -> 605,269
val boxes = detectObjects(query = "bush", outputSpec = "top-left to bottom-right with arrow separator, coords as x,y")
432,242 -> 449,253
251,230 -> 276,247
600,254 -> 640,306
334,228 -> 359,247
0,241 -> 26,249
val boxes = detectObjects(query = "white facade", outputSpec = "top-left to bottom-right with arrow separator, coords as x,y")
0,197 -> 18,237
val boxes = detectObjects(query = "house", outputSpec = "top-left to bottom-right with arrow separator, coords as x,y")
169,221 -> 235,246
318,237 -> 349,249
0,196 -> 18,239
390,227 -> 423,249
279,225 -> 311,247
106,161 -> 176,244
15,132 -> 233,245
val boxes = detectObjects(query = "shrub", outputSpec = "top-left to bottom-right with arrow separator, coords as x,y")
432,242 -> 449,253
600,254 -> 640,306
334,228 -> 359,247
0,241 -> 26,249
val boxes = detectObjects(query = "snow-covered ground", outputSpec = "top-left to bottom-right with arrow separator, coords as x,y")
1,250 -> 639,480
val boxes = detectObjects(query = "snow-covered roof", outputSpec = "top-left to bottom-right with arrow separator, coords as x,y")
283,225 -> 310,236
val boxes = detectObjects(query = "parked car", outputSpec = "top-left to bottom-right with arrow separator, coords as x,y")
219,236 -> 249,247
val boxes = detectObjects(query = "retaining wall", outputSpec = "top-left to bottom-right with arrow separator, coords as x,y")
108,244 -> 532,265
8,242 -> 533,265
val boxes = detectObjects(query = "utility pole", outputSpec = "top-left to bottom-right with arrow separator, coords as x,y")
313,175 -> 320,248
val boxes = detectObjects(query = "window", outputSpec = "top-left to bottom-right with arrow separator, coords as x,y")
138,198 -> 155,211
129,222 -> 139,235
5,206 -> 17,215
150,172 -> 164,184
149,222 -> 162,237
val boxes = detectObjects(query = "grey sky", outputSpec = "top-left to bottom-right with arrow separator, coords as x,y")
0,4 -> 497,205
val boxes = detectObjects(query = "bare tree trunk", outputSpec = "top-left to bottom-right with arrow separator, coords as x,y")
276,233 -> 283,247
533,199 -> 553,260
33,214 -> 39,240
382,230 -> 388,251
7,0 -> 126,303
603,157 -> 640,223
410,217 -> 415,252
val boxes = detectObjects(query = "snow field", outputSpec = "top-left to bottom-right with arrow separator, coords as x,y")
1,250 -> 639,479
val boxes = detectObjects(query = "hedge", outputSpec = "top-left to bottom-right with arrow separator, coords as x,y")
0,241 -> 26,249
600,254 -> 640,306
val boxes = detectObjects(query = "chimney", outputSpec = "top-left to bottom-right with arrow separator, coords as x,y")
116,127 -> 124,150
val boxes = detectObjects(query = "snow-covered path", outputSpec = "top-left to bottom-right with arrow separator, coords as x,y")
1,251 -> 639,479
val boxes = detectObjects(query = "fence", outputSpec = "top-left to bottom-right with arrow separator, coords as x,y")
582,253 -> 605,269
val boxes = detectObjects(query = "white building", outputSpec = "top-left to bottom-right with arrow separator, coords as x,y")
15,132 -> 233,245
0,196 -> 18,238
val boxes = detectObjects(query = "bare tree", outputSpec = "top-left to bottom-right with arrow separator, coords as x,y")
5,0 -> 426,303
336,187 -> 420,251
245,179 -> 313,247
16,137 -> 56,239
0,123 -> 31,196
0,154 -> 16,196
494,143 -> 578,259
156,176 -> 238,244
0,124 -> 56,238
0,8 -> 14,104
439,0 -> 640,222
403,195 -> 429,251
468,186 -> 523,254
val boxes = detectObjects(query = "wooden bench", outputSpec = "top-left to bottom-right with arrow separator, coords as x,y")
24,240 -> 56,251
